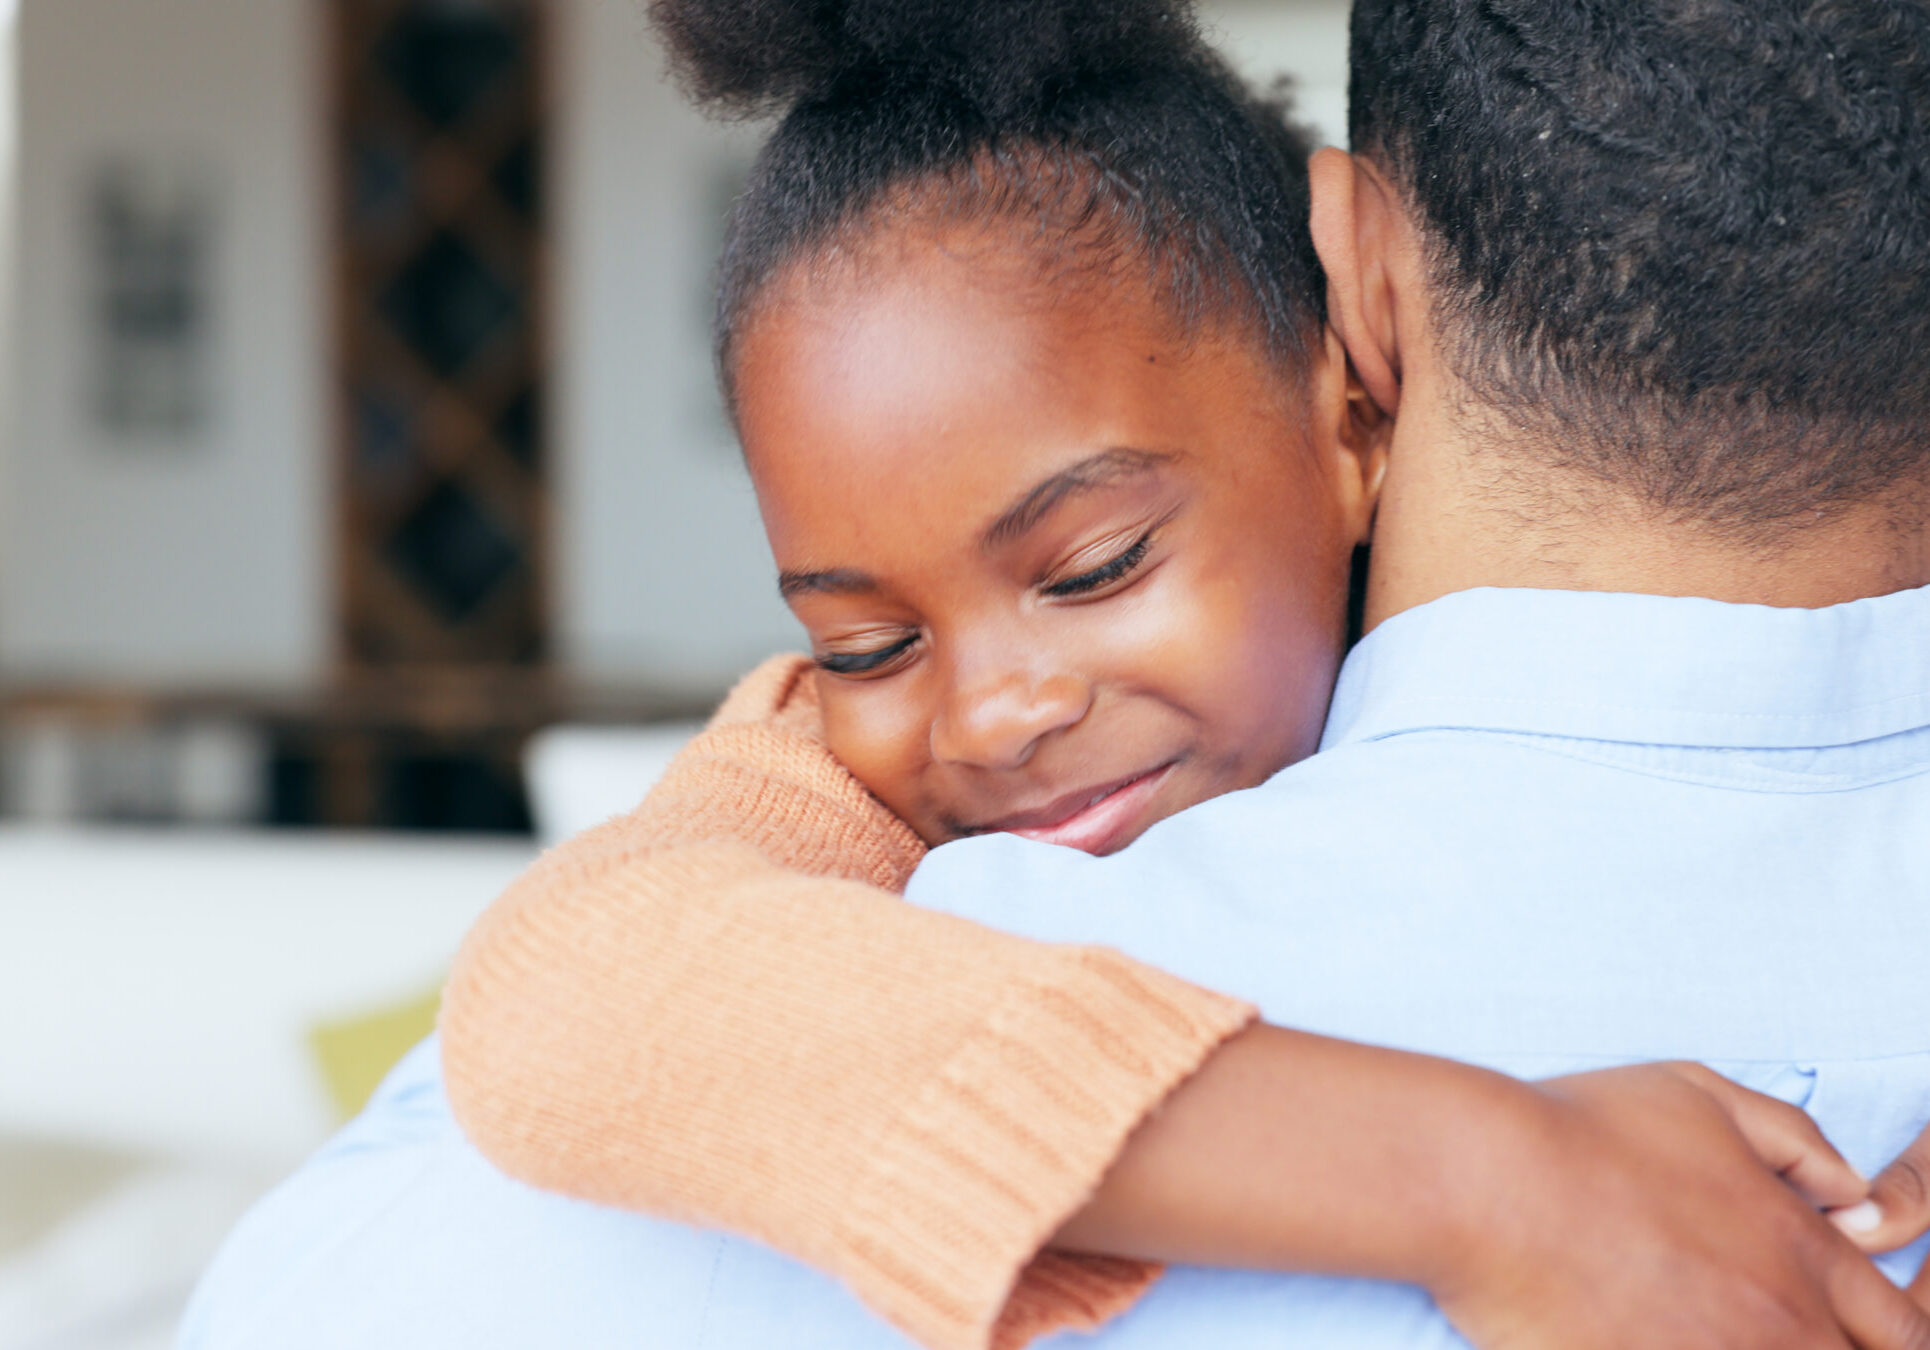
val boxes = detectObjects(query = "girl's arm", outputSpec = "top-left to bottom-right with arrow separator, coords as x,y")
444,656 -> 1918,1350
440,655 -> 1258,1350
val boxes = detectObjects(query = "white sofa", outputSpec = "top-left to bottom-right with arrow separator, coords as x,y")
0,827 -> 536,1350
0,718 -> 700,1350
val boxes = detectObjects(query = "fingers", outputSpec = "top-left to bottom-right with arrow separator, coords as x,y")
1830,1238 -> 1930,1350
1836,1130 -> 1930,1257
1912,1256 -> 1930,1313
1669,1063 -> 1870,1210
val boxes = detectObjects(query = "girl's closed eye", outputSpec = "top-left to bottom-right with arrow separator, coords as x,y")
814,522 -> 1171,679
815,631 -> 919,677
1041,519 -> 1171,599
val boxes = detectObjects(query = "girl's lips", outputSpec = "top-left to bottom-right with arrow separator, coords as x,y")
1000,763 -> 1176,855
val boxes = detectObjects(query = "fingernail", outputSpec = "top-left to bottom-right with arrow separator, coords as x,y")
1831,1201 -> 1883,1236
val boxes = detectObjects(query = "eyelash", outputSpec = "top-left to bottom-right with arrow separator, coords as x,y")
1041,529 -> 1157,598
815,633 -> 918,676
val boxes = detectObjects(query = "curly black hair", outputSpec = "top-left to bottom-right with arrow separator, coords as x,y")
647,0 -> 1324,410
1351,0 -> 1930,529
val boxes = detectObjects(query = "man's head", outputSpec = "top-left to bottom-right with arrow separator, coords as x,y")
1343,0 -> 1930,535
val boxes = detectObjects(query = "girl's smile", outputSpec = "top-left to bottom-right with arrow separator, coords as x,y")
734,224 -> 1386,854
975,761 -> 1179,856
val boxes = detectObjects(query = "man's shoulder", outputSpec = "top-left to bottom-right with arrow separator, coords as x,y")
908,723 -> 1930,1063
909,729 -> 1547,914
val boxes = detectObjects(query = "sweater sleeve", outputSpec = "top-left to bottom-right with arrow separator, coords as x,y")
439,655 -> 1256,1350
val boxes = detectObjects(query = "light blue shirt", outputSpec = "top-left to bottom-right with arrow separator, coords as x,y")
182,585 -> 1930,1350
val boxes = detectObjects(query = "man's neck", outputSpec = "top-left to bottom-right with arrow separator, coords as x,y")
1362,399 -> 1930,631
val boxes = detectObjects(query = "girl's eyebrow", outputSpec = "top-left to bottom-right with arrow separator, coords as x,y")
980,448 -> 1176,551
777,449 -> 1176,599
778,566 -> 875,600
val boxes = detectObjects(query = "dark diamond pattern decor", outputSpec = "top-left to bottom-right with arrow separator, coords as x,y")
335,0 -> 547,670
387,480 -> 521,621
494,385 -> 540,469
379,230 -> 517,376
492,136 -> 541,221
376,5 -> 519,127
350,136 -> 412,229
353,387 -> 415,483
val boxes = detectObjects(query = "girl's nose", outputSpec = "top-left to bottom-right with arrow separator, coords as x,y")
929,669 -> 1094,769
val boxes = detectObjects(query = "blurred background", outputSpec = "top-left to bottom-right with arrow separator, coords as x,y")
0,0 -> 1347,1345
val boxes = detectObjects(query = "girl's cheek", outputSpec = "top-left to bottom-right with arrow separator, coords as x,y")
1217,569 -> 1342,766
819,681 -> 932,824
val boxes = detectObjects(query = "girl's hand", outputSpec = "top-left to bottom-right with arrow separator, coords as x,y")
1435,1062 -> 1930,1350
1055,1031 -> 1924,1348
1832,1122 -> 1930,1307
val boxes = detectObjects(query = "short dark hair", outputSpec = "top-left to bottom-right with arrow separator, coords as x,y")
648,0 -> 1324,409
1351,0 -> 1930,528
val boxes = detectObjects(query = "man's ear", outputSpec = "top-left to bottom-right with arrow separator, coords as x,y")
1309,147 -> 1403,418
1319,325 -> 1391,546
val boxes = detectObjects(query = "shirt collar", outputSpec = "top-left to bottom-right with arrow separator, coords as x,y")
1321,583 -> 1930,752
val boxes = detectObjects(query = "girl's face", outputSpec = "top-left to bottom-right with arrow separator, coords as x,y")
736,229 -> 1385,854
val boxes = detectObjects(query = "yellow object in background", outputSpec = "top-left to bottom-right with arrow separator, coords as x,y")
308,985 -> 443,1122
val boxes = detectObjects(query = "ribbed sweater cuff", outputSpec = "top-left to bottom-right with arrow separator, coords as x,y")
830,950 -> 1258,1350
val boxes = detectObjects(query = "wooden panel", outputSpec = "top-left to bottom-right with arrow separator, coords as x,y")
330,0 -> 550,671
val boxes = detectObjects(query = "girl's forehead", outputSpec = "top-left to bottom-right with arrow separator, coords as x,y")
732,227 -> 1298,559
757,232 -> 1143,367
735,230 -> 1259,451
740,247 -> 1150,456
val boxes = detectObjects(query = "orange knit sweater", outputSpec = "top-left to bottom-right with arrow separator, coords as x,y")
441,655 -> 1256,1350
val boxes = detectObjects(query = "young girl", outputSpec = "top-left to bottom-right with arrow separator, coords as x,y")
439,3 -> 1910,1349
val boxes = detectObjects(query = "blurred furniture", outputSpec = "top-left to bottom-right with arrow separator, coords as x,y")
0,677 -> 708,831
522,721 -> 701,843
329,0 -> 556,830
0,714 -> 702,1349
0,825 -> 530,1350
0,825 -> 533,1162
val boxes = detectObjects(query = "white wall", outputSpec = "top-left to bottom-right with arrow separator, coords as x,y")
1205,0 -> 1351,149
0,0 -> 326,688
